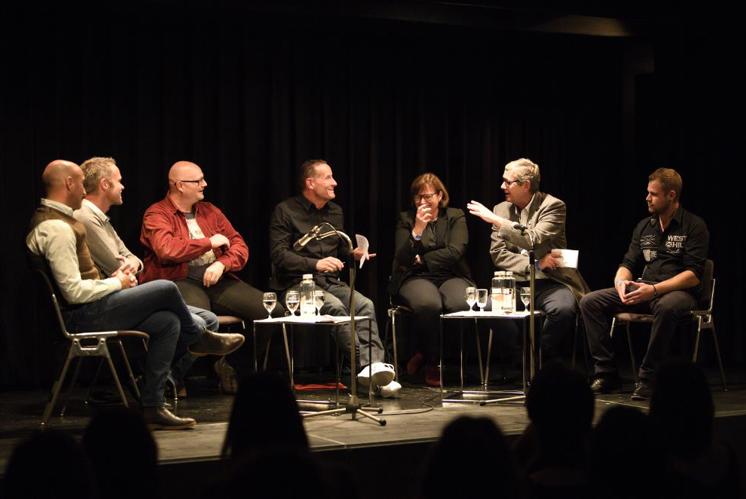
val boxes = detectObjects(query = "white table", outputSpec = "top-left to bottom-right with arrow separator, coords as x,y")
253,315 -> 375,410
439,309 -> 543,404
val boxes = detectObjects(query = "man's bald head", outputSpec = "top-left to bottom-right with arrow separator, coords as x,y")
41,159 -> 86,209
166,160 -> 207,210
168,161 -> 200,187
42,160 -> 79,195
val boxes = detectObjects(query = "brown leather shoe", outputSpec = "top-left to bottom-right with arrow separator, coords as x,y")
188,330 -> 245,357
143,406 -> 196,430
214,357 -> 238,394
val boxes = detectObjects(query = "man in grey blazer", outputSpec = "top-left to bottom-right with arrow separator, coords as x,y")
468,158 -> 588,362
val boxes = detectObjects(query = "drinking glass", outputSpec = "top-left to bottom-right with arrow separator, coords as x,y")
285,290 -> 300,316
476,288 -> 488,313
313,290 -> 325,316
520,287 -> 531,309
262,292 -> 277,318
465,286 -> 477,311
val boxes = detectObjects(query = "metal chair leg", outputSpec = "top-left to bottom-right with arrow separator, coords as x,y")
391,311 -> 400,381
710,325 -> 728,392
42,346 -> 76,426
625,323 -> 639,383
116,339 -> 141,400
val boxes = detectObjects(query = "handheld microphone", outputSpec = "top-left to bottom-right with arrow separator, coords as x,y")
512,222 -> 528,232
293,225 -> 321,251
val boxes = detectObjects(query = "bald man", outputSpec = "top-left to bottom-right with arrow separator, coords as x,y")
140,161 -> 281,385
27,160 -> 244,429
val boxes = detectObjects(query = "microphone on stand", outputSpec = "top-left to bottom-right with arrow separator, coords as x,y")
293,225 -> 321,251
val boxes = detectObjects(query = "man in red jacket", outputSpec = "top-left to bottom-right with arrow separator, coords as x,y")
140,161 -> 282,387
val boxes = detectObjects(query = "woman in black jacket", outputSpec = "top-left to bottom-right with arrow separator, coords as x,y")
390,173 -> 473,386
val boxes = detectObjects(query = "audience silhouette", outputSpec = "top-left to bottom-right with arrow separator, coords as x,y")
3,429 -> 96,499
421,415 -> 520,499
82,407 -> 159,499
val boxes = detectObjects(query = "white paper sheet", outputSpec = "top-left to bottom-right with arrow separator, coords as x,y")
355,234 -> 370,269
555,249 -> 579,268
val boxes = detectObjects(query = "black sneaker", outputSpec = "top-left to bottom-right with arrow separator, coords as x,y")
631,380 -> 652,401
590,374 -> 622,394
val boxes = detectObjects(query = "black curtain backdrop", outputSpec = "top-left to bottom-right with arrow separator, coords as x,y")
1,3 -> 743,388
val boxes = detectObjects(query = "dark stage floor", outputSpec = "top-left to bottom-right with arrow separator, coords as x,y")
2,368 -> 746,498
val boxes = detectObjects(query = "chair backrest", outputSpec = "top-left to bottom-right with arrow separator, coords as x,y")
698,259 -> 715,310
28,252 -> 73,339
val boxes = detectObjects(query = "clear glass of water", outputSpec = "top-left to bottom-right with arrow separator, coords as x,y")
465,286 -> 477,311
262,292 -> 276,319
313,290 -> 325,316
285,290 -> 300,316
520,287 -> 531,309
477,288 -> 488,313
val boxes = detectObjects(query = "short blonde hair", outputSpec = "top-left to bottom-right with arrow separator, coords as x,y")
504,158 -> 540,193
648,168 -> 682,201
410,172 -> 449,208
80,157 -> 117,194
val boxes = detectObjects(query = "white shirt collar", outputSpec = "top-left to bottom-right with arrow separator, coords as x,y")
41,198 -> 75,217
81,199 -> 109,223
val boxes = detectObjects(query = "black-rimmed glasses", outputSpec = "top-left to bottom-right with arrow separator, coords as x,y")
414,192 -> 438,202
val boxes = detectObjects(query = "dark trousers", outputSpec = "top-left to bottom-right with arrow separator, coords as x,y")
580,287 -> 696,381
397,277 -> 471,364
487,279 -> 577,363
176,276 -> 284,377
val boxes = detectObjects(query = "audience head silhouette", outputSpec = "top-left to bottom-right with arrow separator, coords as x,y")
3,429 -> 95,499
82,408 -> 159,499
526,363 -> 594,459
221,371 -> 308,460
421,416 -> 519,499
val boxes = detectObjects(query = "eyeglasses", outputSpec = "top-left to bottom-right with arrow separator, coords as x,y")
176,177 -> 205,184
415,192 -> 439,202
502,178 -> 522,186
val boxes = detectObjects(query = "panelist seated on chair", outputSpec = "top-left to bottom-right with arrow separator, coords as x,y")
468,158 -> 589,363
27,160 -> 243,430
269,159 -> 400,398
74,156 -> 219,398
139,160 -> 284,389
390,172 -> 474,387
580,168 -> 709,401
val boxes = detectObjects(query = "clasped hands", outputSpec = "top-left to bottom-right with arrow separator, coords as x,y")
615,279 -> 656,305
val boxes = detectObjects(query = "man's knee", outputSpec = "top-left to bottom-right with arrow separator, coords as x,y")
652,293 -> 694,320
356,294 -> 376,315
323,295 -> 348,316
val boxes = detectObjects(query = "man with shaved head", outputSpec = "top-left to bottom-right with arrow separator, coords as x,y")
27,160 -> 244,429
140,161 -> 280,389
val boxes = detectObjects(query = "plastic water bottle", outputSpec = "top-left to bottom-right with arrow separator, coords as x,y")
299,274 -> 316,317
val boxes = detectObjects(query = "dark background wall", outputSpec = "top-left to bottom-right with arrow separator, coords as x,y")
1,1 -> 743,388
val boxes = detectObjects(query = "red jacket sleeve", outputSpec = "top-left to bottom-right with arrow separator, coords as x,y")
204,204 -> 249,272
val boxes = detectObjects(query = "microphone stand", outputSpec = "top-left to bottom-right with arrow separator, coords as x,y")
300,222 -> 386,426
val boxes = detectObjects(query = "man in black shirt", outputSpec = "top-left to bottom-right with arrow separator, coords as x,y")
269,159 -> 400,398
580,168 -> 709,400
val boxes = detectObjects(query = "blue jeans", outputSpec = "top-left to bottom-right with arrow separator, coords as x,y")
169,306 -> 219,384
63,280 -> 205,407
